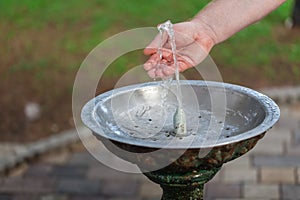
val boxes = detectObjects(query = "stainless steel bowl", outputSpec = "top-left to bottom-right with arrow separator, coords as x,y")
81,80 -> 280,149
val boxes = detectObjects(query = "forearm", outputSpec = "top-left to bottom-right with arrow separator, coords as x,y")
192,0 -> 286,44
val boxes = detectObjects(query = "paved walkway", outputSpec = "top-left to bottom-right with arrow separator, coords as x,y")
0,103 -> 300,200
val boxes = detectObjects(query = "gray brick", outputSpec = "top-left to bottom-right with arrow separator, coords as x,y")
214,199 -> 269,200
87,165 -> 143,181
293,128 -> 300,145
286,145 -> 300,156
141,198 -> 157,200
204,182 -> 241,200
224,169 -> 257,183
224,155 -> 250,168
68,153 -> 99,166
278,113 -> 299,130
70,196 -> 105,200
222,165 -> 257,183
51,165 -> 87,178
282,184 -> 300,199
108,198 -> 140,200
24,164 -> 52,177
57,179 -> 101,195
101,179 -> 138,197
262,128 -> 291,143
139,179 -> 162,198
260,167 -> 295,183
253,155 -> 300,167
0,195 -> 11,200
250,140 -> 284,155
243,184 -> 279,199
298,168 -> 300,183
12,195 -> 40,200
0,178 -> 55,193
39,195 -> 68,200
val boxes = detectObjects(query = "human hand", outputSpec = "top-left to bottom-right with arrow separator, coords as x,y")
143,20 -> 216,79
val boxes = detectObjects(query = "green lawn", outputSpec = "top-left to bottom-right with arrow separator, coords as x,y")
1,0 -> 297,81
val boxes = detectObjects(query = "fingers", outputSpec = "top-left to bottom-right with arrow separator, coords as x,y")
144,53 -> 167,70
144,52 -> 194,79
146,63 -> 170,79
147,68 -> 156,79
144,54 -> 159,71
143,50 -> 173,70
162,65 -> 175,76
144,60 -> 189,79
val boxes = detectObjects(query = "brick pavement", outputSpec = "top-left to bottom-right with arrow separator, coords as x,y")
0,103 -> 299,200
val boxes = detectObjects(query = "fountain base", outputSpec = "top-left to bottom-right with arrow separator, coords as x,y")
145,167 -> 220,200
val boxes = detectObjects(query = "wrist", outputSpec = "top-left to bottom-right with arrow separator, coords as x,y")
190,18 -> 218,52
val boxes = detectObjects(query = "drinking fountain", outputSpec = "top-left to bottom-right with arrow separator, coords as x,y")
81,80 -> 280,200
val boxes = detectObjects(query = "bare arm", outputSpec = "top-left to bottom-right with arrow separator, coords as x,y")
192,0 -> 287,44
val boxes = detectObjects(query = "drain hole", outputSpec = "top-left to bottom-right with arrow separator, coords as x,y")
226,135 -> 230,138
179,137 -> 183,140
219,121 -> 223,124
198,116 -> 202,118
225,127 -> 230,130
134,125 -> 138,128
148,119 -> 152,122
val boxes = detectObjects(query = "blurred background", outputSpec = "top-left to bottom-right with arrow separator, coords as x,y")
0,0 -> 299,147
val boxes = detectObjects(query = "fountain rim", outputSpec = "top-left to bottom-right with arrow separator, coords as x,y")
81,80 -> 280,149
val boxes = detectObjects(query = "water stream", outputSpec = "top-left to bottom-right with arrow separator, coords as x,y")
157,20 -> 187,136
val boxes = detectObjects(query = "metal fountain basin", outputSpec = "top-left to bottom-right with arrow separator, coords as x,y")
82,80 -> 279,148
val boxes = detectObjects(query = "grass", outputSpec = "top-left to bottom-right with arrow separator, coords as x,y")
0,0 -> 300,141
1,0 -> 298,79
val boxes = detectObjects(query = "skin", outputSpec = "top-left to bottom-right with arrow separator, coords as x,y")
144,0 -> 287,79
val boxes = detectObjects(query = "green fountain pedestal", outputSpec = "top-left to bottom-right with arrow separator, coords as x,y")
145,168 -> 220,200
